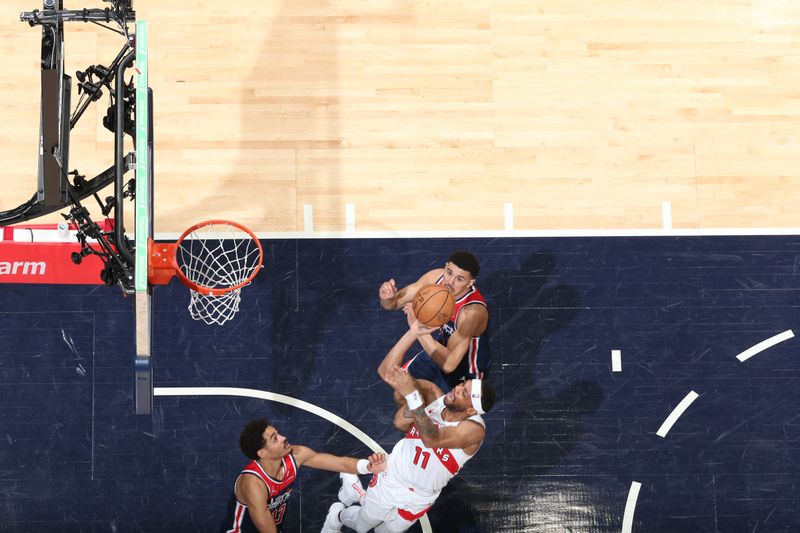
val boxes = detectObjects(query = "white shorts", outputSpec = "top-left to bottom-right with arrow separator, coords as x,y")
361,467 -> 437,527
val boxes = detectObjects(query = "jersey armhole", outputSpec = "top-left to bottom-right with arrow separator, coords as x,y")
235,471 -> 271,504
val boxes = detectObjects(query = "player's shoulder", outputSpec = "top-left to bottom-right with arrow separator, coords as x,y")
455,299 -> 489,328
421,268 -> 444,283
458,417 -> 486,435
288,445 -> 312,466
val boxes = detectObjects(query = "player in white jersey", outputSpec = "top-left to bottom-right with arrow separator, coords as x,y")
320,304 -> 497,533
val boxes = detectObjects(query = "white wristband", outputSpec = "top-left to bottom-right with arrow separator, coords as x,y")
356,458 -> 370,475
405,390 -> 423,410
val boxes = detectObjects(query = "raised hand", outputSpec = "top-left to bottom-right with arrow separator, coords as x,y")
402,303 -> 438,336
382,364 -> 417,396
379,279 -> 397,302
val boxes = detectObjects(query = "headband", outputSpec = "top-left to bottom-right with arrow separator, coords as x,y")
470,379 -> 485,415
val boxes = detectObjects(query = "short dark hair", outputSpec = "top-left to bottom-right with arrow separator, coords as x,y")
478,380 -> 496,413
239,419 -> 269,459
448,251 -> 480,278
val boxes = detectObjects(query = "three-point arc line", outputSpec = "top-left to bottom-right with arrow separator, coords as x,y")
623,329 -> 796,531
154,386 -> 433,533
154,331 -> 797,533
656,391 -> 700,438
736,329 -> 794,362
621,481 -> 642,533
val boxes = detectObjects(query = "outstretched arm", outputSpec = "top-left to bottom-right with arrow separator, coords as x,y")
416,304 -> 488,373
377,304 -> 437,381
378,269 -> 442,310
292,446 -> 386,474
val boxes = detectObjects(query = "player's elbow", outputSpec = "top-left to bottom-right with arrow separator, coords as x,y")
393,418 -> 411,432
419,434 -> 441,449
441,359 -> 460,374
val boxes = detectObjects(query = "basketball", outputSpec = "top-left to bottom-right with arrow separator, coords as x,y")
412,284 -> 455,327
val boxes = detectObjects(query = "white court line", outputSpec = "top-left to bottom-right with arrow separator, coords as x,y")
661,201 -> 672,230
656,391 -> 699,438
154,386 -> 433,533
155,227 -> 800,240
621,481 -> 641,533
504,203 -> 514,231
611,350 -> 622,372
736,330 -> 795,362
303,204 -> 314,233
345,204 -> 356,232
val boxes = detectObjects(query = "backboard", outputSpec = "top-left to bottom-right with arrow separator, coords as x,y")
134,20 -> 153,415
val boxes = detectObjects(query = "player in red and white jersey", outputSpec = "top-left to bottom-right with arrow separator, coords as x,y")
389,386 -> 485,495
221,419 -> 386,533
378,251 -> 490,389
321,305 -> 497,533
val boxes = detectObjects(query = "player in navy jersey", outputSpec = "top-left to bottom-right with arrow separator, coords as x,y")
221,419 -> 386,533
378,251 -> 490,389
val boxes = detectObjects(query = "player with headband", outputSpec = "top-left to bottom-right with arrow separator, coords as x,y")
320,303 -> 497,533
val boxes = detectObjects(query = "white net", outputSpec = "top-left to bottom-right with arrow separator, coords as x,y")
176,222 -> 263,325
188,289 -> 242,326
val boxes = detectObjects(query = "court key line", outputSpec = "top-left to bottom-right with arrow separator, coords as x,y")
153,386 -> 433,533
736,330 -> 795,362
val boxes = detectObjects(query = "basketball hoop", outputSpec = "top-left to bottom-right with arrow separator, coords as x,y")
149,220 -> 264,325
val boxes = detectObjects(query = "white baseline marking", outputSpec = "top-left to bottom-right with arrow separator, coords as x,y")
504,203 -> 514,231
736,330 -> 795,362
657,391 -> 699,438
345,203 -> 356,232
621,481 -> 641,533
662,201 -> 672,230
155,227 -> 800,240
611,350 -> 622,372
303,204 -> 314,233
154,386 -> 433,533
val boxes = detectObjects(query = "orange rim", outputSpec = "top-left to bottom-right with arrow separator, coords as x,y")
171,219 -> 264,296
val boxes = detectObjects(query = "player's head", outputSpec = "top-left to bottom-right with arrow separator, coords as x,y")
444,378 -> 496,416
448,251 -> 480,277
239,419 -> 291,460
443,251 -> 480,297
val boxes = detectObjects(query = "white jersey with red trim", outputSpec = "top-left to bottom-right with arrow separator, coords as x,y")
389,396 -> 484,497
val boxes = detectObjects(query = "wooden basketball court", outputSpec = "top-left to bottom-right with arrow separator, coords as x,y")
1,0 -> 798,233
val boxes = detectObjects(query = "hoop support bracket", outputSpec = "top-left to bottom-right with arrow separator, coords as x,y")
148,239 -> 178,286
